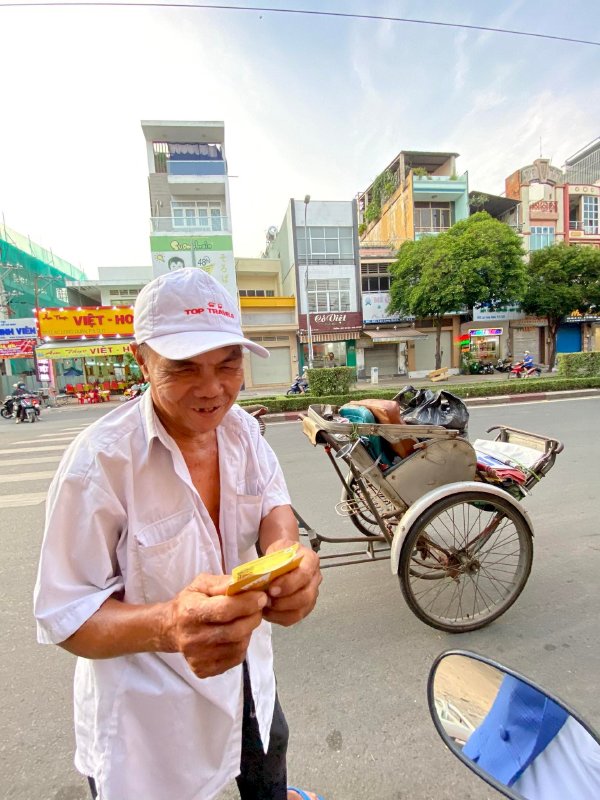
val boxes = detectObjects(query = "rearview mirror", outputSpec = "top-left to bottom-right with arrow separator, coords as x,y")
428,650 -> 600,800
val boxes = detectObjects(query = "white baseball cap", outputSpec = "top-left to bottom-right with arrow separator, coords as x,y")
134,268 -> 269,360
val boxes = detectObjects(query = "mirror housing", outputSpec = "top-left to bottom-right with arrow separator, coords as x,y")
428,649 -> 600,800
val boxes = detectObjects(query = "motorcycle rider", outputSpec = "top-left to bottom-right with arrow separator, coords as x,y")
11,382 -> 29,423
523,351 -> 535,370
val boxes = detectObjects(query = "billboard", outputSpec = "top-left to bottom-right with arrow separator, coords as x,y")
37,307 -> 134,339
0,318 -> 37,342
362,293 -> 407,324
473,305 -> 525,322
150,235 -> 236,298
0,339 -> 36,359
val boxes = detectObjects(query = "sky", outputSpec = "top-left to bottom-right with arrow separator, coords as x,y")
1,0 -> 599,278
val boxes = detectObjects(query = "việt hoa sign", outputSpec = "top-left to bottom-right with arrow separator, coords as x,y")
36,342 -> 134,359
37,307 -> 134,339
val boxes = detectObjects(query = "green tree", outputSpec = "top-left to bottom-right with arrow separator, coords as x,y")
388,212 -> 527,369
521,243 -> 600,371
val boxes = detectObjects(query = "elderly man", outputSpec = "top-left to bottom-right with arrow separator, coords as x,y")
34,269 -> 323,800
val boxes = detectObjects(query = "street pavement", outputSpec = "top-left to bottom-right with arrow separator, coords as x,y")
1,397 -> 599,799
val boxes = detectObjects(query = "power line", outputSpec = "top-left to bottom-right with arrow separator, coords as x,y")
1,2 -> 599,48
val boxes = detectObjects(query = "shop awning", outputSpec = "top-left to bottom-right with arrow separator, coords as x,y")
363,329 -> 428,343
35,339 -> 135,359
297,331 -> 359,343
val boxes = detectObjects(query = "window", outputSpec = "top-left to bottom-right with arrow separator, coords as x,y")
361,275 -> 390,292
414,202 -> 452,231
171,201 -> 223,231
583,196 -> 599,234
238,289 -> 276,297
307,278 -> 351,313
297,226 -> 354,260
55,287 -> 69,303
529,226 -> 555,251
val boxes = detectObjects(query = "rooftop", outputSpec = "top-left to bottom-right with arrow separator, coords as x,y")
141,120 -> 225,144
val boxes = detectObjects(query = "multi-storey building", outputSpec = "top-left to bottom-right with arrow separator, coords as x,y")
266,199 -> 362,372
266,195 -> 362,370
141,120 -> 237,297
235,257 -> 297,389
0,222 -> 87,392
472,155 -> 600,361
357,151 -> 469,377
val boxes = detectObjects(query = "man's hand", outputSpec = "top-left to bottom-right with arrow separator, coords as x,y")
164,574 -> 268,678
262,540 -> 322,627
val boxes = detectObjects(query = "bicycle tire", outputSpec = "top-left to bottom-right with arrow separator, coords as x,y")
398,491 -> 533,633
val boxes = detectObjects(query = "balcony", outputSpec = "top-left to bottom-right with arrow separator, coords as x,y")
412,172 -> 468,201
150,216 -> 230,234
415,226 -> 450,240
163,159 -> 226,177
569,221 -> 599,234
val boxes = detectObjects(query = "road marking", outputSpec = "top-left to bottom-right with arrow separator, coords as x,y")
0,492 -> 46,508
0,445 -> 68,455
0,455 -> 62,467
470,396 -> 600,410
0,470 -> 56,483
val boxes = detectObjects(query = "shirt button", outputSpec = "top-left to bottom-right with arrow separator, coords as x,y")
499,726 -> 510,742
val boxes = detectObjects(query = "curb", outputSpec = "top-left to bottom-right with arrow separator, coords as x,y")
262,388 -> 600,423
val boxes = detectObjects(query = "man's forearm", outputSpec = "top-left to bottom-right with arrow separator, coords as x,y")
258,505 -> 299,554
59,597 -> 174,659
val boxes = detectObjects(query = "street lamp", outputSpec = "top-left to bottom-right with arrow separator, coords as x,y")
303,194 -> 314,368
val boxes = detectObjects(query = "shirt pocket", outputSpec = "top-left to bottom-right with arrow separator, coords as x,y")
134,510 -> 210,603
236,494 -> 263,557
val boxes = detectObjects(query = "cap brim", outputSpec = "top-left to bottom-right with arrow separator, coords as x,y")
139,330 -> 269,359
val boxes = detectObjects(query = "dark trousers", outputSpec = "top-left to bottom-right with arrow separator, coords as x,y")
88,662 -> 289,799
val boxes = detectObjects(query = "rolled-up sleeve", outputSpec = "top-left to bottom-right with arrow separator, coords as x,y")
253,432 -> 292,520
34,471 -> 126,645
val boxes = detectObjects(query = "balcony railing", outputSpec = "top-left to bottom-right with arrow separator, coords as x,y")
412,172 -> 468,183
154,157 -> 226,177
150,216 -> 230,234
570,221 -> 599,234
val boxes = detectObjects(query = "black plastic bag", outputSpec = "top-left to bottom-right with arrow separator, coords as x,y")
393,385 -> 469,433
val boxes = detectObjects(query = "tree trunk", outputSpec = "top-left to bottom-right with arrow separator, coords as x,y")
547,319 -> 559,372
435,320 -> 443,370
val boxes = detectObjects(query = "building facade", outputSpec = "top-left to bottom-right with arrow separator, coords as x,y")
235,257 -> 297,389
357,151 -> 469,376
266,199 -> 362,371
142,120 -> 237,297
0,222 -> 88,392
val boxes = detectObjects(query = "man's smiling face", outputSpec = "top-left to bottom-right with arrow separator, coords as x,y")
134,344 -> 244,439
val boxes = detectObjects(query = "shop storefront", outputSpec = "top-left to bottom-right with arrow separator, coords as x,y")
357,329 -> 429,377
0,317 -> 38,379
297,312 -> 362,370
35,306 -> 139,391
468,328 -> 503,361
510,317 -> 546,363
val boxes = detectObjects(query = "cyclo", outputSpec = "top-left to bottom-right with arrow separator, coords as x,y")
296,391 -> 563,633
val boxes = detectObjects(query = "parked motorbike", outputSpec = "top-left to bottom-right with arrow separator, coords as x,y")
495,358 -> 513,373
429,649 -> 600,799
286,374 -> 309,395
508,361 -> 542,379
1,395 -> 15,419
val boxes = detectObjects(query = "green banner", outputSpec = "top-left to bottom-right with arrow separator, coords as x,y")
150,235 -> 233,253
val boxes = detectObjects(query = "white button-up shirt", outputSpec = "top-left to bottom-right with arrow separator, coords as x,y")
34,391 -> 291,800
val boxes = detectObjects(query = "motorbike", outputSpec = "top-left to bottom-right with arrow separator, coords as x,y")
429,649 -> 600,799
1,395 -> 15,419
495,358 -> 513,373
286,375 -> 309,395
468,360 -> 495,375
14,394 -> 41,423
509,361 -> 542,379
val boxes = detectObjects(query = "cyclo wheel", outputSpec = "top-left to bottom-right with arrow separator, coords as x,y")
341,475 -> 404,537
398,491 -> 533,633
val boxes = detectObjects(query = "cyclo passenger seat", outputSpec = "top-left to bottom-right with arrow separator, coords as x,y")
339,399 -> 417,467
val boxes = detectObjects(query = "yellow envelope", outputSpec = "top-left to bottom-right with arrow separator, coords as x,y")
226,543 -> 303,596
